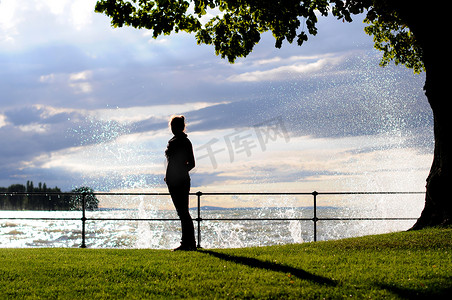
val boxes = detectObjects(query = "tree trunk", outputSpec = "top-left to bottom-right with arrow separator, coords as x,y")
394,2 -> 452,229
410,59 -> 452,229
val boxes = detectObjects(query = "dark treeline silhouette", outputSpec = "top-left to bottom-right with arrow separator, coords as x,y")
0,181 -> 99,211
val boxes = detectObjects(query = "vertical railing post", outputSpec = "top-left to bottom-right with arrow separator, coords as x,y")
80,192 -> 87,248
312,191 -> 318,242
196,191 -> 202,248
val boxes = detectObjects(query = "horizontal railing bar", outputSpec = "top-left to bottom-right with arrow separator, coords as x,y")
0,218 -> 82,221
88,218 -> 313,221
0,217 -> 418,222
0,217 -> 180,221
2,191 -> 425,196
313,192 -> 425,195
88,217 -> 419,221
197,217 -> 418,221
316,217 -> 418,221
87,218 -> 180,221
1,192 -> 171,196
87,193 -> 170,196
194,192 -> 313,195
192,192 -> 425,195
200,218 -> 314,221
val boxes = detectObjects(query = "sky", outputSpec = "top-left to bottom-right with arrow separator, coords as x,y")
0,1 -> 433,208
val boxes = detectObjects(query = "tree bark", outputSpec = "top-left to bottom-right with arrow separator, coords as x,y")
394,2 -> 452,229
411,59 -> 452,229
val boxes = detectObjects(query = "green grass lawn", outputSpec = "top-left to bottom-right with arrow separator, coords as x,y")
1,228 -> 451,299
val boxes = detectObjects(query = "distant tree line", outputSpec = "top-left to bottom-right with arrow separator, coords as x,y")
0,181 -> 99,211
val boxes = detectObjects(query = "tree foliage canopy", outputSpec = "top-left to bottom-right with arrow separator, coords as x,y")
70,187 -> 99,211
363,1 -> 424,73
95,0 -> 424,72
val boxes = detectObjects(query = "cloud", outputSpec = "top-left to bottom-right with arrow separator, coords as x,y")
0,0 -> 96,49
69,0 -> 95,30
69,81 -> 93,94
69,70 -> 92,81
40,70 -> 92,96
0,2 -> 432,194
0,0 -> 22,43
165,52 -> 431,142
0,114 -> 7,128
0,105 -> 129,169
227,54 -> 344,82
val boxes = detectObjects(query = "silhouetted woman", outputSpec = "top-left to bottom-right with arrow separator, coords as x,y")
165,115 -> 196,251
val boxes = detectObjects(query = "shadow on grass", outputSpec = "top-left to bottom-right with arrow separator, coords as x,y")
378,282 -> 452,299
199,250 -> 336,286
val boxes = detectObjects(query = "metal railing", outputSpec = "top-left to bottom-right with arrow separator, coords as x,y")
0,191 -> 424,248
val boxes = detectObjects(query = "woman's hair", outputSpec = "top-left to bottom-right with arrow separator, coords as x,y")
169,115 -> 186,134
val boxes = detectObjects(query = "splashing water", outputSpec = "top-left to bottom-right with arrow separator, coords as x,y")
135,196 -> 153,248
53,50 -> 430,249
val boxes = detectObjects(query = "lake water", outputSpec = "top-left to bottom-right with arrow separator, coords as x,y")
0,200 -> 422,249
